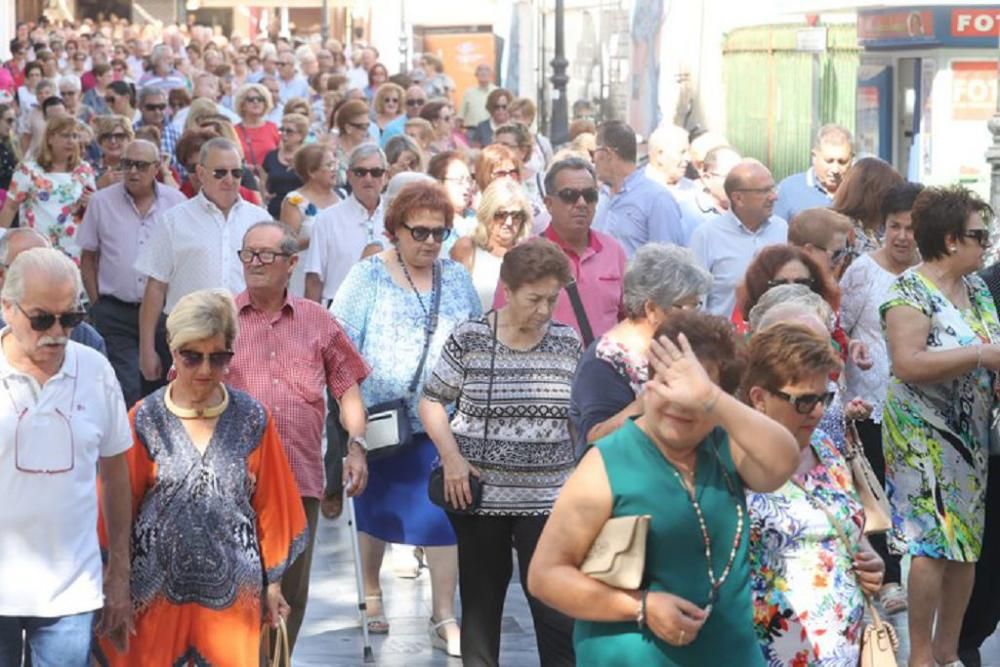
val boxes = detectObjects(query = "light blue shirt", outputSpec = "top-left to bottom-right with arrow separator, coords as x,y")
277,76 -> 311,104
380,115 -> 407,147
677,189 -> 722,245
593,167 -> 684,257
688,210 -> 788,317
774,167 -> 833,222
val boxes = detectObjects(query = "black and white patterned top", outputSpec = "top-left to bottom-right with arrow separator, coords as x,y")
423,314 -> 582,516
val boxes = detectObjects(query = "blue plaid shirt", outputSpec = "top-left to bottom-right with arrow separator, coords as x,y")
133,119 -> 182,174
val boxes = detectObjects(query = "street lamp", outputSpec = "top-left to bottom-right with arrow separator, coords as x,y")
550,0 -> 569,146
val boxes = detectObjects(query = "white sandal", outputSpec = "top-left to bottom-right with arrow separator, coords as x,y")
429,617 -> 461,657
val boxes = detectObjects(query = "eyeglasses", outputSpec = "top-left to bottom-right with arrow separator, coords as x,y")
964,229 -> 991,248
769,388 -> 835,415
767,277 -> 816,289
15,303 -> 86,331
401,222 -> 451,243
144,103 -> 167,111
493,209 -> 527,224
351,167 -> 386,179
278,126 -> 299,134
405,99 -> 426,107
491,168 -> 519,179
121,158 -> 155,171
830,247 -> 850,264
60,90 -> 78,96
100,131 -> 129,142
237,249 -> 291,264
210,167 -> 244,180
0,116 -> 15,124
493,104 -> 508,111
555,187 -> 599,205
177,349 -> 235,370
444,175 -> 473,186
347,121 -> 369,131
245,96 -> 265,104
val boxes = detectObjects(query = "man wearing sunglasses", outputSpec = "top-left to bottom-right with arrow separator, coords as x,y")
788,207 -> 853,279
133,87 -> 181,171
0,247 -> 133,667
304,145 -> 387,305
79,140 -> 186,407
592,120 -> 685,256
689,159 -> 787,316
135,137 -> 269,386
379,84 -> 427,147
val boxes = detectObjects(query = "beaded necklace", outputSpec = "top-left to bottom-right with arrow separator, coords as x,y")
668,445 -> 744,617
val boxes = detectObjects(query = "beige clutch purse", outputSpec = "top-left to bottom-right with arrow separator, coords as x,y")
580,515 -> 651,590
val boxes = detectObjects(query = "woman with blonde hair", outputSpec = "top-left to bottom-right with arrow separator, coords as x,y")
182,97 -> 220,134
405,117 -> 435,152
281,97 -> 320,143
373,82 -> 405,135
261,113 -> 308,218
281,143 -> 341,296
0,115 -> 95,259
451,179 -> 533,309
234,82 -> 280,170
92,114 -> 135,189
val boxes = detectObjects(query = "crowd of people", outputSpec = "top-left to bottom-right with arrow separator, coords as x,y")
1,13 -> 999,667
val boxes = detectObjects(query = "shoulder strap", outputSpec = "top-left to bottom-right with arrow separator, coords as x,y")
407,261 -> 442,395
565,280 -> 595,347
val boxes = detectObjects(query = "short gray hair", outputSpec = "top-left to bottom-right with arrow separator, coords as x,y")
199,137 -> 240,165
384,172 -> 435,210
1,247 -> 83,304
814,123 -> 853,150
544,157 -> 596,195
166,288 -> 239,351
138,86 -> 166,106
58,74 -> 82,92
622,244 -> 712,318
0,228 -> 49,267
748,284 -> 836,333
348,143 -> 387,170
243,221 -> 299,256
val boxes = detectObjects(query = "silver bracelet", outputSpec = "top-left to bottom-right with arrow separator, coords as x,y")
636,590 -> 648,629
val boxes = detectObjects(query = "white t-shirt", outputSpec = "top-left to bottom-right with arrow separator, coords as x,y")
303,195 -> 384,301
0,336 -> 132,616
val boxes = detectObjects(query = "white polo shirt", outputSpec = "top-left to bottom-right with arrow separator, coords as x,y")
0,335 -> 132,616
134,191 -> 270,313
303,195 -> 385,301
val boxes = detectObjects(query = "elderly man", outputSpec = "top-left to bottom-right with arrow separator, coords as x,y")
228,221 -> 369,653
689,158 -> 788,316
58,74 -> 92,123
460,64 -> 497,129
0,248 -> 132,666
774,123 -> 854,222
135,137 -> 269,384
134,87 -> 181,170
79,139 -> 187,407
645,125 -> 697,196
380,84 -> 427,147
169,73 -> 239,133
0,229 -> 106,355
592,120 -> 684,256
305,145 -> 387,305
495,158 -> 626,345
276,52 -> 310,104
137,44 -> 187,92
677,145 -> 742,237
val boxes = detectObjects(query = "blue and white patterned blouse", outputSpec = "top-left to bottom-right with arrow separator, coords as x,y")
331,255 -> 482,433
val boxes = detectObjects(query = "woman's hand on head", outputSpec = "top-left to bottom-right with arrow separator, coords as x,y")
647,333 -> 718,413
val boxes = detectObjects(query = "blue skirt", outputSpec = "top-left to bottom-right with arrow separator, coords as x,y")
354,433 -> 456,546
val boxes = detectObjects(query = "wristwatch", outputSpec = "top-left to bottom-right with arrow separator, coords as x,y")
348,435 -> 368,455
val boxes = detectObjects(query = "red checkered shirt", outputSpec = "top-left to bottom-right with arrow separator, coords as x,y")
228,291 -> 370,498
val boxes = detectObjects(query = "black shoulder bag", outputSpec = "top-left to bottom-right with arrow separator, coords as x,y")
565,280 -> 595,347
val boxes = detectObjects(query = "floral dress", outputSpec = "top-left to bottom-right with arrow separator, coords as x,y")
594,335 -> 648,395
8,160 -> 95,261
879,270 -> 1000,561
749,430 -> 865,666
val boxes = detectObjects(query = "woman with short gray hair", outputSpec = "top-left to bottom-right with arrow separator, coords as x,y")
569,243 -> 711,452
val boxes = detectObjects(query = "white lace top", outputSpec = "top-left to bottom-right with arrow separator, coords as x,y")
839,253 -> 898,423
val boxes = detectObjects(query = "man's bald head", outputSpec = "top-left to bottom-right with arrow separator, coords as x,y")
723,158 -> 771,198
0,228 -> 50,291
648,125 -> 690,185
124,138 -> 160,162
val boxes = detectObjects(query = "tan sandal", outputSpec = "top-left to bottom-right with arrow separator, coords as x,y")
879,583 -> 907,615
365,594 -> 389,634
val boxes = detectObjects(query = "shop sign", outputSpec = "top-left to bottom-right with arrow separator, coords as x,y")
951,61 -> 998,121
858,10 -> 934,42
952,9 -> 1000,37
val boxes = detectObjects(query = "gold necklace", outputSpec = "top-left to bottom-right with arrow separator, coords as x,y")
165,382 -> 229,420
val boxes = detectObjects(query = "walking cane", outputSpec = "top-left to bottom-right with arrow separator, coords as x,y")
345,489 -> 375,663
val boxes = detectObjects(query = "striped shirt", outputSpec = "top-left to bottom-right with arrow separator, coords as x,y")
227,291 -> 370,498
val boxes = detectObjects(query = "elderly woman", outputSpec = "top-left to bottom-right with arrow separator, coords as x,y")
468,88 -> 512,148
451,179 -> 533,309
743,321 -> 886,665
384,134 -> 425,179
96,289 -> 307,666
832,157 -> 904,259
421,100 -> 468,156
280,98 -> 321,144
495,122 -> 545,204
405,117 -> 435,152
528,310 -> 799,665
234,82 -> 280,170
881,185 -> 1000,667
374,82 -> 405,134
428,151 -> 477,244
281,144 -> 340,296
333,99 -> 374,188
0,115 -> 95,260
419,238 -> 580,666
332,181 -> 481,655
92,114 -> 135,190
365,62 -> 389,101
261,112 -> 308,218
569,244 -> 711,453
839,181 -> 922,615
473,143 -> 523,193
104,81 -> 138,124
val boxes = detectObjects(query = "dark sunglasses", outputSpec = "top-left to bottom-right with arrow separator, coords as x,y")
493,104 -> 508,110
405,99 -> 426,107
402,222 -> 451,243
121,158 -> 155,171
555,187 -> 599,205
965,229 -> 991,248
351,167 -> 386,179
210,168 -> 244,180
16,303 -> 86,332
383,97 -> 399,103
770,389 -> 835,415
245,96 -> 266,104
100,131 -> 129,142
493,209 -> 527,224
177,349 -> 235,370
767,277 -> 816,289
144,103 -> 167,111
237,249 -> 291,264
104,96 -> 117,104
278,126 -> 299,134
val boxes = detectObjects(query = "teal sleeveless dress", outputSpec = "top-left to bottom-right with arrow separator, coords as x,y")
574,419 -> 764,667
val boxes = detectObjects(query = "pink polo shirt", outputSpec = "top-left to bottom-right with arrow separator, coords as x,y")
494,226 -> 626,341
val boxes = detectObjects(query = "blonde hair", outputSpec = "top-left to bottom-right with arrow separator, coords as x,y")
234,82 -> 273,117
281,112 -> 310,138
405,117 -> 434,147
36,115 -> 82,172
473,180 -> 532,250
93,114 -> 135,142
374,82 -> 404,116
183,98 -> 221,133
166,288 -> 239,351
282,97 -> 312,121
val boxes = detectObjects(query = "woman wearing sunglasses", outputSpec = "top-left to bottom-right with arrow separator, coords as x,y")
260,113 -> 307,219
96,289 -> 306,666
333,99 -> 374,189
743,320 -> 885,665
234,83 -> 280,171
92,115 -> 135,190
331,182 -> 481,655
373,83 -> 405,136
881,185 -> 1000,667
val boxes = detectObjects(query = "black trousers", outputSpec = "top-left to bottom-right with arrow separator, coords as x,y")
958,456 -> 1000,667
447,513 -> 575,667
323,391 -> 346,497
90,298 -> 170,407
855,418 -> 902,585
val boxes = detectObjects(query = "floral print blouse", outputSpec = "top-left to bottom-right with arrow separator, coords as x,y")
8,160 -> 96,261
748,430 -> 865,666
